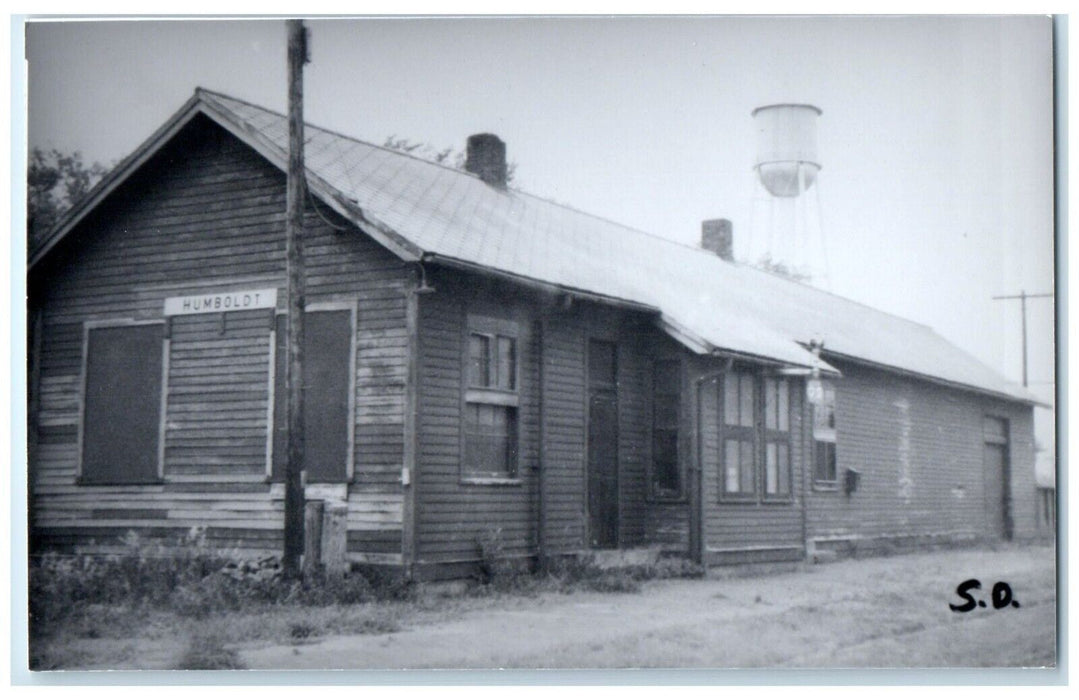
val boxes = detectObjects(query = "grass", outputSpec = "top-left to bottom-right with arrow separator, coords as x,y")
27,529 -> 419,670
28,529 -> 706,670
177,632 -> 246,670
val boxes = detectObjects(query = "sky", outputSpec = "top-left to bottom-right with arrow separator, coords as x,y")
22,17 -> 1057,429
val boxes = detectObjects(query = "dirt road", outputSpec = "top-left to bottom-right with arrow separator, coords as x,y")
240,545 -> 1057,670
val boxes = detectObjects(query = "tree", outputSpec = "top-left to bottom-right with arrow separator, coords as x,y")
28,147 -> 107,249
382,136 -> 517,185
755,253 -> 811,284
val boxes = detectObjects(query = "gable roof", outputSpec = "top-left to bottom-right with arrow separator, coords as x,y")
30,88 -> 1039,405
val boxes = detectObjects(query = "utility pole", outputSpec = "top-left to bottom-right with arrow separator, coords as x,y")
992,289 -> 1052,387
283,18 -> 309,578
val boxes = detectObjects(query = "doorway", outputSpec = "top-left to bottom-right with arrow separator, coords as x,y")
587,340 -> 619,549
983,416 -> 1012,540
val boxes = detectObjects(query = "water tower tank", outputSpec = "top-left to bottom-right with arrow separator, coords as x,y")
753,104 -> 822,198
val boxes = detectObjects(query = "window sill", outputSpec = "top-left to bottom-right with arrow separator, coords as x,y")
465,388 -> 519,406
268,482 -> 349,501
762,496 -> 795,505
718,494 -> 757,505
460,476 -> 522,486
812,482 -> 840,493
76,478 -> 164,487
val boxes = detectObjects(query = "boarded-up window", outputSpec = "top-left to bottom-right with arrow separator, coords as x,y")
651,359 -> 681,498
273,309 -> 353,483
80,324 -> 164,484
463,316 -> 519,479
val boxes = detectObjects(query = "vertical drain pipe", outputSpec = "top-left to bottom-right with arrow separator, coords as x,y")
536,316 -> 548,572
693,359 -> 732,567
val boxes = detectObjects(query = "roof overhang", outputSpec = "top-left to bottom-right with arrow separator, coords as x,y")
424,253 -> 660,314
658,316 -> 840,375
820,349 -> 1048,408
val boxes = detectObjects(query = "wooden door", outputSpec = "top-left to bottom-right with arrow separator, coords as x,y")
983,442 -> 1011,540
587,340 -> 619,549
983,417 -> 1012,541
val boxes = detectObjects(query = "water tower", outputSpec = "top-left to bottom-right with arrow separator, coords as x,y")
748,103 -> 829,286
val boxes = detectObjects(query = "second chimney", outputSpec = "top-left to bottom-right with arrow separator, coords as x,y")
701,219 -> 734,261
465,133 -> 508,188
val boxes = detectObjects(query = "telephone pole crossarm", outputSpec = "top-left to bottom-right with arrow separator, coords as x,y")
991,290 -> 1053,388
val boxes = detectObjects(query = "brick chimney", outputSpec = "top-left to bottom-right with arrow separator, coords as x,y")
701,219 -> 734,261
465,133 -> 508,188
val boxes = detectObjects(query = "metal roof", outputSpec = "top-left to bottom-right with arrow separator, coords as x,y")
31,88 -> 1040,405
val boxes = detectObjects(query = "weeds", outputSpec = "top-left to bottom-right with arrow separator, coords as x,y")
543,555 -> 705,594
30,528 -> 704,669
28,529 -> 413,645
176,631 -> 246,670
474,527 -> 529,591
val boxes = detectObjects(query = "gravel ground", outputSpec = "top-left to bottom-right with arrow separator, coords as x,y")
240,544 -> 1057,670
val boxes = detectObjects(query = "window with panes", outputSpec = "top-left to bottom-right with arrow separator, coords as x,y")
811,381 -> 838,487
463,317 -> 519,479
651,359 -> 682,499
720,371 -> 792,501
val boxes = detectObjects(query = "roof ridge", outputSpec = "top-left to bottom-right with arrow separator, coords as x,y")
199,87 -> 938,335
732,260 -> 937,332
511,183 -> 937,332
196,87 -> 490,182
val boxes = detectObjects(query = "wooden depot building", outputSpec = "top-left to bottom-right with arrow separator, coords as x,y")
27,89 -> 1048,579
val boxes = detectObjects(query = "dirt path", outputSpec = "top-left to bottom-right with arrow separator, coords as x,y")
240,545 -> 1057,670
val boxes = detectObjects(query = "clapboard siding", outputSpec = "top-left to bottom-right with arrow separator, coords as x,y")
414,276 -> 540,561
414,272 -> 656,564
697,358 -> 806,555
806,360 -> 1038,545
538,312 -> 588,553
165,309 -> 271,478
29,115 -> 410,557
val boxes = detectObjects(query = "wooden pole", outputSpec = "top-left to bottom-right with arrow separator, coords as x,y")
283,18 -> 308,578
1020,290 -> 1028,387
992,290 -> 1051,389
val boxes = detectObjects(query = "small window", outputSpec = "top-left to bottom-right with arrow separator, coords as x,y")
589,339 -> 618,389
463,317 -> 519,480
468,332 -> 516,390
651,359 -> 681,498
80,323 -> 164,484
812,380 -> 838,486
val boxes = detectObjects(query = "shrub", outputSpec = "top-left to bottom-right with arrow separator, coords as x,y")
651,556 -> 707,580
472,528 -> 533,592
352,564 -> 414,602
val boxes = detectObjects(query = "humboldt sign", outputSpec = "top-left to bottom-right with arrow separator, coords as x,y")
164,288 -> 278,316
